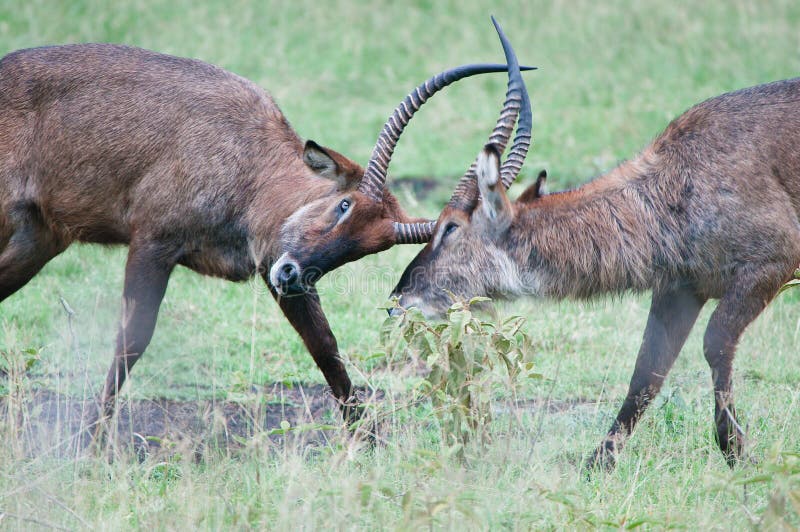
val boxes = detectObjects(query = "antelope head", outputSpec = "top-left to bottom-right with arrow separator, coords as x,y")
270,18 -> 535,295
390,18 -> 535,317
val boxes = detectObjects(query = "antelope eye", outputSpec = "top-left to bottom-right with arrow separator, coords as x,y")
338,199 -> 350,213
442,222 -> 458,238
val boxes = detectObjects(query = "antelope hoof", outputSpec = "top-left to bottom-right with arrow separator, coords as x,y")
74,403 -> 109,455
342,399 -> 377,446
584,439 -> 619,477
716,424 -> 745,468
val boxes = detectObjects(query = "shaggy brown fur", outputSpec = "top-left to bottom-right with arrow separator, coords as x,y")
0,44 -> 419,425
392,78 -> 800,470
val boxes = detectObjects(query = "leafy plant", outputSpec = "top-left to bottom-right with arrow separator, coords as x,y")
0,346 -> 40,397
381,297 -> 540,457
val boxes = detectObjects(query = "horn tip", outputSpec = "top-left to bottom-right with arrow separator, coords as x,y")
490,15 -> 503,33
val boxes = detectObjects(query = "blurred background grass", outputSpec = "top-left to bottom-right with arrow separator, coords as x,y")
2,0 -> 799,184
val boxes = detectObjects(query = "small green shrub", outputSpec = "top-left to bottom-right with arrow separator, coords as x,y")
381,297 -> 540,457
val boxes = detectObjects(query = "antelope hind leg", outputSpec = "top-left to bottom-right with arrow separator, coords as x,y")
586,284 -> 705,472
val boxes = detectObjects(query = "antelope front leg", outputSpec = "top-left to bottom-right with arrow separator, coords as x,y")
586,285 -> 705,472
266,281 -> 360,424
98,241 -> 176,424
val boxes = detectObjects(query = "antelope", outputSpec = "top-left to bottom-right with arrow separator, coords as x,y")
0,38 -> 524,427
390,72 -> 800,470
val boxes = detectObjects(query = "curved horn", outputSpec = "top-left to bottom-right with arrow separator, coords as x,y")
393,220 -> 437,244
499,41 -> 532,187
358,62 -> 537,202
448,16 -> 529,212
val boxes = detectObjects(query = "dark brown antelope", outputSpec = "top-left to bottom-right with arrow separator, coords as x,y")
390,74 -> 800,470
0,40 -> 523,427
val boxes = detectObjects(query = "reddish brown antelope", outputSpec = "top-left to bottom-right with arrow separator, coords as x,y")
0,40 -> 525,427
390,75 -> 800,470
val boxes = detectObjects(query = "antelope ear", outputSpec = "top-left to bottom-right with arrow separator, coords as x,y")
303,140 -> 364,191
476,144 -> 513,233
517,169 -> 547,204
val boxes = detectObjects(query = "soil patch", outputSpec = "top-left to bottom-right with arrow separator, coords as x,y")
2,380 -> 603,461
2,383 -> 381,461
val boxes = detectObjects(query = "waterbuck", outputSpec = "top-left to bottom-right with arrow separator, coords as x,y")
390,74 -> 800,469
0,40 -> 522,427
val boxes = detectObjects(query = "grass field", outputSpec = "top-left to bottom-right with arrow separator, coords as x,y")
2,0 -> 800,529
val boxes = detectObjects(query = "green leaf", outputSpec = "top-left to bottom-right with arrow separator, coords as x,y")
492,333 -> 512,355
401,491 -> 413,512
499,352 -> 515,374
380,316 -> 399,347
442,289 -> 462,308
433,323 -> 449,334
405,307 -> 426,323
778,278 -> 800,295
421,331 -> 438,356
449,310 -> 470,346
24,357 -> 39,371
502,316 -> 526,336
359,484 -> 373,507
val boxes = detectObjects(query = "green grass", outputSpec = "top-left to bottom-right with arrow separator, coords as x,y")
2,0 -> 800,529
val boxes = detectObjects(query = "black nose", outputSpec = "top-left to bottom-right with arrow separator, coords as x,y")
278,262 -> 299,287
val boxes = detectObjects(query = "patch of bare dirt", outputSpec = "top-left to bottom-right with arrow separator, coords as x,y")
2,378 -> 604,462
498,397 -> 605,414
2,383 -> 381,460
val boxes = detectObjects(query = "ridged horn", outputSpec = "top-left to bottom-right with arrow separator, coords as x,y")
393,220 -> 437,244
499,42 -> 532,187
447,16 -> 529,212
357,62 -> 537,203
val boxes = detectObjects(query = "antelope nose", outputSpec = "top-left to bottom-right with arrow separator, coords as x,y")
387,306 -> 403,317
277,262 -> 299,287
